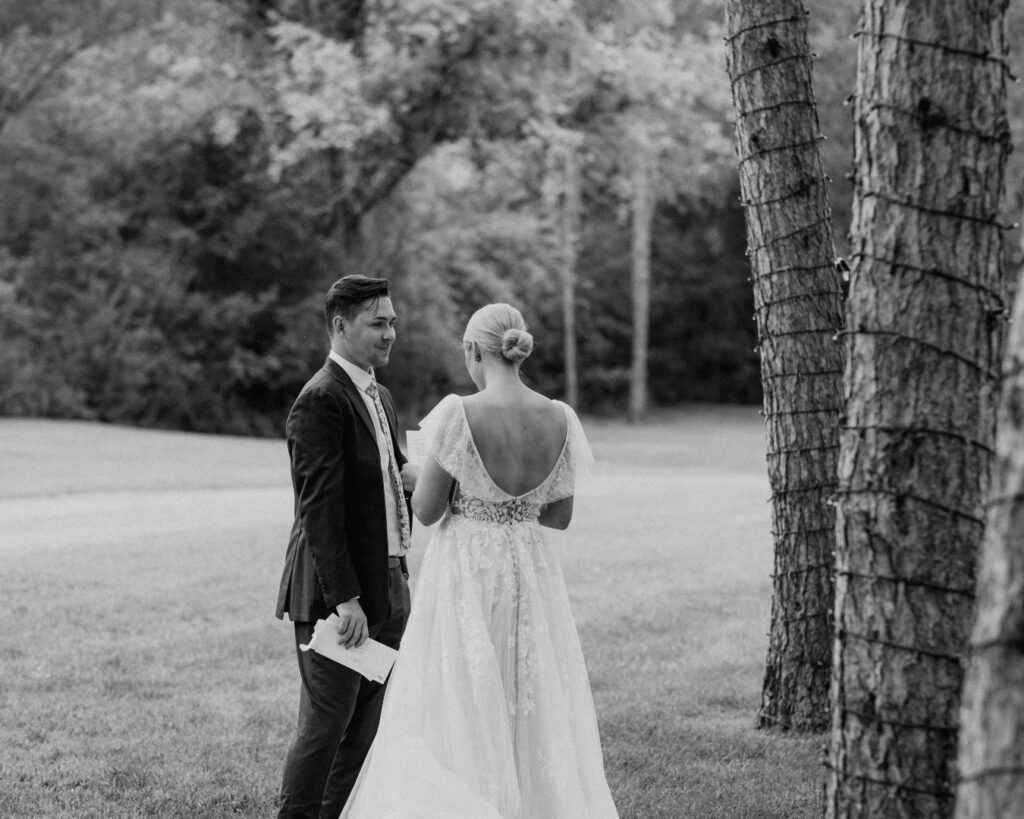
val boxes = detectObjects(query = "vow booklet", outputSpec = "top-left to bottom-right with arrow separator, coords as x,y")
300,614 -> 399,683
405,429 -> 428,465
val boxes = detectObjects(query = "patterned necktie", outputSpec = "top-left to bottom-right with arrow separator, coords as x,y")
365,379 -> 411,555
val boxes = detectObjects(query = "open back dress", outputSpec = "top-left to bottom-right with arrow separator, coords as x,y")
340,393 -> 619,819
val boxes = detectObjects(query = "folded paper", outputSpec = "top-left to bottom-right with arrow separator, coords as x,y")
300,614 -> 399,683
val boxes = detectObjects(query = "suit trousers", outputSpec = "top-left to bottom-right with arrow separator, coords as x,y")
277,564 -> 410,819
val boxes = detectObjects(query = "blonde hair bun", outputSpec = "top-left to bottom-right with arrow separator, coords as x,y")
463,303 -> 533,366
501,328 -> 534,363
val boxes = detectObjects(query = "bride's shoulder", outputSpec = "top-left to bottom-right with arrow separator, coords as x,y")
550,397 -> 577,419
549,400 -> 588,448
542,395 -> 574,423
418,393 -> 465,431
459,391 -> 506,417
514,387 -> 561,415
434,392 -> 464,411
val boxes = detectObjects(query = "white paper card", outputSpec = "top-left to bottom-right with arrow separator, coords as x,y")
405,429 -> 429,465
299,614 -> 398,683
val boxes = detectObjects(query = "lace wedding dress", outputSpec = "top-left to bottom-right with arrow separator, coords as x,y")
340,394 -> 619,819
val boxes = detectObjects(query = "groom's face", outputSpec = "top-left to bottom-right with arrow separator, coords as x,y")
337,296 -> 397,371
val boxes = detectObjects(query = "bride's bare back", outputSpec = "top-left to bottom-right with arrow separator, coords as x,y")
461,391 -> 568,497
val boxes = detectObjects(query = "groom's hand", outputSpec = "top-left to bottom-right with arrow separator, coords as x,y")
335,598 -> 368,649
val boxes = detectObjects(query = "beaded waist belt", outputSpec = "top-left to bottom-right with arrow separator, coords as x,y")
450,496 -> 541,525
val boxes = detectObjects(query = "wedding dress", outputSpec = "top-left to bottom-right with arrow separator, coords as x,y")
340,394 -> 619,819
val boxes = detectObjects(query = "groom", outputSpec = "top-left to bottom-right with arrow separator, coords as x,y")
276,275 -> 416,818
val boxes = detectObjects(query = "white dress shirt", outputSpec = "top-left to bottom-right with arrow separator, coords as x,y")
329,350 -> 403,557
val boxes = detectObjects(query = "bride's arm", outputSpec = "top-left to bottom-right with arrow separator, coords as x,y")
538,496 -> 574,530
411,457 -> 455,526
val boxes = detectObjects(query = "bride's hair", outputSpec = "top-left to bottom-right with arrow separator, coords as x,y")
463,303 -> 534,366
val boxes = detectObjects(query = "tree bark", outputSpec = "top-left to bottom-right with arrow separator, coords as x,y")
955,260 -> 1024,816
725,0 -> 845,732
628,126 -> 654,424
827,2 -> 1010,816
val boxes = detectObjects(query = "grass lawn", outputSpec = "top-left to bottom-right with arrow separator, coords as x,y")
0,409 -> 823,818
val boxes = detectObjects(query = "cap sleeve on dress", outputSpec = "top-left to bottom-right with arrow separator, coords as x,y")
564,402 -> 594,470
545,401 -> 594,502
417,393 -> 469,480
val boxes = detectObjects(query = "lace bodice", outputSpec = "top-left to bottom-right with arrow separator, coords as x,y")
418,394 -> 593,522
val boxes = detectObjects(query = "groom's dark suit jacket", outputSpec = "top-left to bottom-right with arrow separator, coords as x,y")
276,357 -> 409,627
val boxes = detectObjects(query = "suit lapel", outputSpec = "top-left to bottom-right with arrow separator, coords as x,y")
322,358 -> 377,441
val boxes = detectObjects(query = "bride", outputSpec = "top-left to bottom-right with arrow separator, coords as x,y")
340,303 -> 619,818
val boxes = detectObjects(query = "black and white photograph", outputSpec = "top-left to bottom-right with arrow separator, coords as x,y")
2,1 -> 1023,817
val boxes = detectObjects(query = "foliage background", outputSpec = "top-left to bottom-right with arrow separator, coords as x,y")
1,0 -> 1021,434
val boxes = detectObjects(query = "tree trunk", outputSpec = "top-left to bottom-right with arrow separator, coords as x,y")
562,144 -> 581,409
541,131 -> 583,408
827,2 -> 1010,816
725,0 -> 845,732
628,127 -> 654,424
955,266 -> 1024,817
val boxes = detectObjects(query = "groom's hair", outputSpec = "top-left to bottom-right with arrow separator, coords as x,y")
325,276 -> 390,328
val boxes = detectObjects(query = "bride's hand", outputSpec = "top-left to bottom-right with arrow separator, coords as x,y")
400,463 -> 420,493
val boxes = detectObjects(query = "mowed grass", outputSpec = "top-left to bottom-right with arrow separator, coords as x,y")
0,409 -> 823,818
